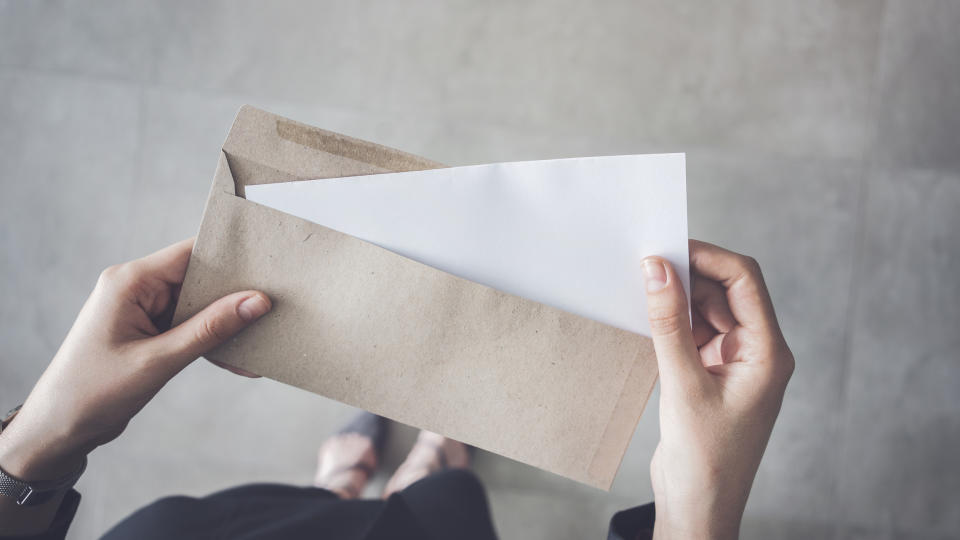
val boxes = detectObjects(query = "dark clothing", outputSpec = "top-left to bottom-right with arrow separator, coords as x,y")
608,503 -> 656,540
4,470 -> 655,540
103,469 -> 497,540
0,491 -> 80,540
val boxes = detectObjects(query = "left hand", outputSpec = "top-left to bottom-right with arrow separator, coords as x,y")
0,238 -> 271,483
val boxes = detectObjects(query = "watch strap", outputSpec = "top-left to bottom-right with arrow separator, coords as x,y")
0,457 -> 87,506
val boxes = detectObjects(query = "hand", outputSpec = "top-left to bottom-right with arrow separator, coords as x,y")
0,239 -> 272,484
642,240 -> 794,540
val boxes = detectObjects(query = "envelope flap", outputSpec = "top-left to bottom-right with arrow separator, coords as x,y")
222,106 -> 443,196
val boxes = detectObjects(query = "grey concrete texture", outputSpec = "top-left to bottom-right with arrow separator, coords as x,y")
0,1 -> 957,538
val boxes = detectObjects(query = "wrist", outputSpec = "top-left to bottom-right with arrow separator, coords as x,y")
0,413 -> 87,484
0,444 -> 86,485
0,405 -> 85,537
652,509 -> 740,540
651,477 -> 744,540
0,438 -> 80,535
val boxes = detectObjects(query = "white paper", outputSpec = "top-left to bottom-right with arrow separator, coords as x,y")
245,154 -> 688,337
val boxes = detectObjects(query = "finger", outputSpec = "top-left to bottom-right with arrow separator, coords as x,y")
691,275 -> 737,334
150,291 -> 271,370
208,358 -> 262,378
691,308 -> 717,348
642,256 -> 703,385
688,240 -> 778,332
97,240 -> 195,319
699,333 -> 726,368
131,238 -> 196,285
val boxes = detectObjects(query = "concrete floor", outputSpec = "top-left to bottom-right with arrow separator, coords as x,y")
1,1 -> 958,538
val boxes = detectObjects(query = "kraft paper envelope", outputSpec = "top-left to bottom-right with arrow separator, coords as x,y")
174,105 -> 661,489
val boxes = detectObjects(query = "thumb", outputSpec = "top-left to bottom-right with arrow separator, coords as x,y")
152,291 -> 272,370
642,257 -> 701,385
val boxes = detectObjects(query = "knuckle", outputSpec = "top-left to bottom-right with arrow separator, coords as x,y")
760,344 -> 795,386
107,263 -> 152,300
97,264 -> 122,285
647,307 -> 686,336
732,255 -> 771,299
780,347 -> 796,380
195,317 -> 226,346
739,255 -> 762,278
111,262 -> 141,288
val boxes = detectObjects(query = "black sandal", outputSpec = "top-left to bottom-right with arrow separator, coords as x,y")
337,411 -> 389,454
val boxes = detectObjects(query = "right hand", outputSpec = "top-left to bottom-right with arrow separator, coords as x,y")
642,240 -> 794,540
0,239 -> 271,486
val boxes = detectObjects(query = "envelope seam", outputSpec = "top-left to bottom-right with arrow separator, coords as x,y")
586,341 -> 658,489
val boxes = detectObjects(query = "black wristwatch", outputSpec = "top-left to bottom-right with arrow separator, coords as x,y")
0,405 -> 87,506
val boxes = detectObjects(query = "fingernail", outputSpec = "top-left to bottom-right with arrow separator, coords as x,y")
642,259 -> 668,292
237,294 -> 270,321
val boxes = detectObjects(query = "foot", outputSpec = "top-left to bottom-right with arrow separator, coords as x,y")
383,431 -> 472,497
314,412 -> 388,499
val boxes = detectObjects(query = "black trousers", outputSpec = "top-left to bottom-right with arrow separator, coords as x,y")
101,469 -> 498,540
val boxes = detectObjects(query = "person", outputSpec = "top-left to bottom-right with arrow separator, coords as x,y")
0,238 -> 793,539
